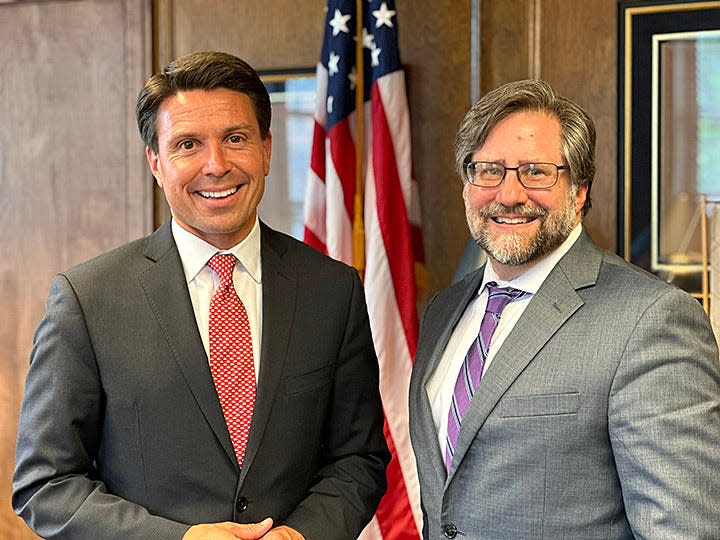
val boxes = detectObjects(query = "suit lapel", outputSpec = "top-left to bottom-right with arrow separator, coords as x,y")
138,222 -> 237,467
414,270 -> 484,483
446,230 -> 602,481
237,223 -> 296,485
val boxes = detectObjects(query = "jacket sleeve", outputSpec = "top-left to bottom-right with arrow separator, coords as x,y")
608,286 -> 720,538
12,274 -> 190,540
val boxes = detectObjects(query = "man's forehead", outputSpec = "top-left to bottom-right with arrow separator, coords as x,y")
156,89 -> 259,132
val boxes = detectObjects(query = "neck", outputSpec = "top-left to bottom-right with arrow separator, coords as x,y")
489,259 -> 533,282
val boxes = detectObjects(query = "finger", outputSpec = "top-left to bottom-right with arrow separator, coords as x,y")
228,517 -> 274,538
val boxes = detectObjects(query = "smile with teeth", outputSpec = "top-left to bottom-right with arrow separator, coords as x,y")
492,215 -> 535,224
198,186 -> 239,199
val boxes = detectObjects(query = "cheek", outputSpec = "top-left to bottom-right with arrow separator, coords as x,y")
464,185 -> 494,210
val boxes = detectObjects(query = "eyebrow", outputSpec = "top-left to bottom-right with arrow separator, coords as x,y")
165,123 -> 258,146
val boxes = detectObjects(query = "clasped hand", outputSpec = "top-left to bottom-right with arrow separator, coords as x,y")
183,518 -> 305,539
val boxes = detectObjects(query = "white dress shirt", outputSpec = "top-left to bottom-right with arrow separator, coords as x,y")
427,224 -> 582,455
172,218 -> 263,380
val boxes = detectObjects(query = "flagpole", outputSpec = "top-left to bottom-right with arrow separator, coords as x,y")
352,0 -> 366,277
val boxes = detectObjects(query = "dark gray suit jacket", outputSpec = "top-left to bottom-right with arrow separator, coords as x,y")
14,221 -> 389,540
410,229 -> 720,539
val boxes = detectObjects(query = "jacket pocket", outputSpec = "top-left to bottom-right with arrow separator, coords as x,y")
500,392 -> 580,417
284,364 -> 333,396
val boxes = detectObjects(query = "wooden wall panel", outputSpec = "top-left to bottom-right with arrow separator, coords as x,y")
539,0 -> 618,250
0,1 -> 152,537
481,0 -> 537,90
158,0 -> 326,70
398,0 -> 472,299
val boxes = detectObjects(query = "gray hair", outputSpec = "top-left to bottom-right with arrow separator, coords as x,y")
454,79 -> 595,214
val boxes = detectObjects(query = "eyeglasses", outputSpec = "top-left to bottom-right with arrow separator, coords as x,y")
464,161 -> 569,189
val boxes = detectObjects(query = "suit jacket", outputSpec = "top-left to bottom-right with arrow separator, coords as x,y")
13,221 -> 389,540
409,229 -> 720,539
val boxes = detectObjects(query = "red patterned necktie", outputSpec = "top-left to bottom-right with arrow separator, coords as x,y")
207,253 -> 256,467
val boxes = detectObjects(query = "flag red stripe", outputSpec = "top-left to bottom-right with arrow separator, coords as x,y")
310,120 -> 327,182
303,226 -> 327,255
373,419 -> 420,540
328,119 -> 357,219
370,84 -> 419,356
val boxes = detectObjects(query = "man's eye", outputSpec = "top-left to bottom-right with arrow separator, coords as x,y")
526,165 -> 550,176
179,140 -> 195,150
228,134 -> 245,144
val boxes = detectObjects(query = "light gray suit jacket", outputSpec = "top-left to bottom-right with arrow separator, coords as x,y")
14,221 -> 389,540
409,229 -> 720,539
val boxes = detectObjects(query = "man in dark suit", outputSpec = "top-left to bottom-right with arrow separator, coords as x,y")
409,79 -> 720,539
13,51 -> 389,540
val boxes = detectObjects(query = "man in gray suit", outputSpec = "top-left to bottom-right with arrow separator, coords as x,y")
409,79 -> 720,539
13,51 -> 389,540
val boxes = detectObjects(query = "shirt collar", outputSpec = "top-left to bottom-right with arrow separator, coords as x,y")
480,222 -> 582,295
171,217 -> 262,284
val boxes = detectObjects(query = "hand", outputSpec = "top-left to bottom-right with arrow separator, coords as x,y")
261,525 -> 305,540
183,518 -> 274,539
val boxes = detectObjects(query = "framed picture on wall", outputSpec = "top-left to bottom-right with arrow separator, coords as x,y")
618,0 -> 720,295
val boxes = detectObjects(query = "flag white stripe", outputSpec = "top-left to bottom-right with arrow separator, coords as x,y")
364,144 -> 423,532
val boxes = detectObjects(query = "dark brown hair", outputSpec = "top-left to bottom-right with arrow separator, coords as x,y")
136,51 -> 271,153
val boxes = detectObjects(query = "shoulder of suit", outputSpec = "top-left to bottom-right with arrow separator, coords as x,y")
260,222 -> 357,275
62,231 -> 160,282
589,247 -> 700,309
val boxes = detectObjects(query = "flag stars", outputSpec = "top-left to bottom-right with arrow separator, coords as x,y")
348,66 -> 357,90
329,8 -> 351,36
328,51 -> 340,76
361,27 -> 376,50
373,2 -> 396,28
371,47 -> 382,67
327,95 -> 334,114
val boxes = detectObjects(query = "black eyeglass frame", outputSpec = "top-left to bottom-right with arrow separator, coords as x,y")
464,160 -> 570,189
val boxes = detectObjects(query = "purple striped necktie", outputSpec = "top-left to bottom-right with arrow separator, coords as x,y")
444,282 -> 528,470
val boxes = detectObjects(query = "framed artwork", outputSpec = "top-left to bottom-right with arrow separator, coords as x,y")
618,0 -> 720,294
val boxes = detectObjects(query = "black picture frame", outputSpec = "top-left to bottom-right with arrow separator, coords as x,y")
617,0 -> 720,282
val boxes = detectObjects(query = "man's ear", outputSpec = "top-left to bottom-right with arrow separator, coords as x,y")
575,180 -> 589,216
263,131 -> 272,177
146,146 -> 163,187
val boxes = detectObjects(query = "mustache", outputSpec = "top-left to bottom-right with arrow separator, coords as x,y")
478,202 -> 549,219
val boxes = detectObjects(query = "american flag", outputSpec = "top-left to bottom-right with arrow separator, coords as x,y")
303,1 -> 425,538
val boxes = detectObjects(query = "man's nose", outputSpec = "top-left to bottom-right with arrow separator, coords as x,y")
203,143 -> 232,177
495,169 -> 529,206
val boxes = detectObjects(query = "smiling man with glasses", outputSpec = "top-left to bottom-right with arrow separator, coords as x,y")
409,79 -> 720,539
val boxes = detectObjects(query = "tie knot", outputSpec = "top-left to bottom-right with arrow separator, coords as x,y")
207,254 -> 236,286
485,282 -> 527,315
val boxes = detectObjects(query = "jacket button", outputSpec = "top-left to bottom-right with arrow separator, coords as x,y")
235,496 -> 248,513
442,523 -> 458,538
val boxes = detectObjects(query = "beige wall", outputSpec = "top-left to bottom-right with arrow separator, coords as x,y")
1,1 -> 621,537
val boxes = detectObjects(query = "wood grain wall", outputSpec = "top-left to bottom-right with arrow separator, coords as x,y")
0,1 -> 152,537
1,1 -> 621,537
